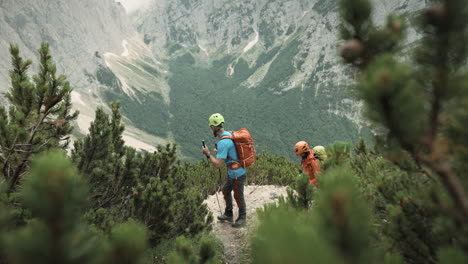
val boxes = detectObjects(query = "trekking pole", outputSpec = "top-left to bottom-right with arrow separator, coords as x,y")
215,182 -> 223,215
249,162 -> 261,194
209,162 -> 223,215
249,174 -> 267,195
215,185 -> 223,215
214,143 -> 223,215
203,140 -> 223,215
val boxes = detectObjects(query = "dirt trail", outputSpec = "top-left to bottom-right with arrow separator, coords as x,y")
204,185 -> 289,264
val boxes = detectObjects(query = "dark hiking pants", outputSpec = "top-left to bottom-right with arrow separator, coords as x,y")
221,174 -> 247,217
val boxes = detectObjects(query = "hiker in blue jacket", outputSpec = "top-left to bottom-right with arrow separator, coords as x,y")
202,113 -> 247,227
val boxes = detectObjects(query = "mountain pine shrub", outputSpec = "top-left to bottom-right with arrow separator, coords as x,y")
72,104 -> 211,245
0,43 -> 78,194
0,151 -> 148,264
339,0 -> 468,262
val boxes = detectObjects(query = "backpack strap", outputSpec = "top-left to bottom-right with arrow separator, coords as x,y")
219,136 -> 241,169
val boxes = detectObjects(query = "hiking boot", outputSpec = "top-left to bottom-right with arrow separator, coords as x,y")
232,216 -> 246,228
217,214 -> 233,222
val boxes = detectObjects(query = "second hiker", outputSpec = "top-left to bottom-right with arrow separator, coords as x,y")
294,141 -> 321,185
202,113 -> 247,228
312,145 -> 327,164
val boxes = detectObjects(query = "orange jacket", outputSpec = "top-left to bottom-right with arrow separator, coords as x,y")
301,150 -> 321,185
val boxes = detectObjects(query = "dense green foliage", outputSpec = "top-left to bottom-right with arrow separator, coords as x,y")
167,235 -> 223,264
104,89 -> 170,138
96,64 -> 121,89
246,151 -> 301,186
1,152 -> 149,264
351,141 -> 468,264
71,102 -> 211,245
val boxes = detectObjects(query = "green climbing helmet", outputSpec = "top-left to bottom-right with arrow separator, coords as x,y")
313,145 -> 327,160
208,113 -> 224,127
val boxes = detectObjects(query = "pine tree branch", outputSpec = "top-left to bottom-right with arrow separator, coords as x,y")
8,109 -> 51,193
388,159 -> 435,183
418,5 -> 468,221
428,99 -> 441,151
413,158 -> 436,183
427,34 -> 450,151
12,149 -> 31,153
93,193 -> 120,210
417,154 -> 468,222
2,135 -> 18,180
36,138 -> 53,150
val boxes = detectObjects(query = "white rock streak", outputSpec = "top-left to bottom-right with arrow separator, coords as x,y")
198,44 -> 209,56
243,29 -> 259,53
121,40 -> 129,56
227,63 -> 234,76
122,134 -> 156,152
71,91 -> 86,106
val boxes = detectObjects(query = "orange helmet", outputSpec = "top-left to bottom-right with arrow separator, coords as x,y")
294,141 -> 310,156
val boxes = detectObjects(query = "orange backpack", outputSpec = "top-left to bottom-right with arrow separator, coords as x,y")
220,128 -> 256,169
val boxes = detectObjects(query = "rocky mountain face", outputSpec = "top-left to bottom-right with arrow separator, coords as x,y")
0,0 -> 130,84
0,0 -> 165,151
0,0 -> 426,159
